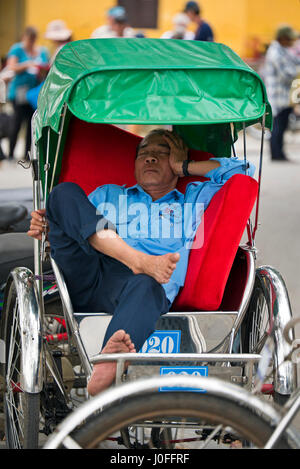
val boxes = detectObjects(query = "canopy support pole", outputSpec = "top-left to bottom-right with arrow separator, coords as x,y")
243,122 -> 255,250
31,111 -> 45,321
252,112 -> 266,240
43,127 -> 51,208
49,103 -> 68,194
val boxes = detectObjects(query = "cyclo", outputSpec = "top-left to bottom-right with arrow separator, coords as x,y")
0,38 -> 297,449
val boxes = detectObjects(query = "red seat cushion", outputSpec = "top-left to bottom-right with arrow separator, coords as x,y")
59,120 -> 140,194
172,174 -> 258,311
59,118 -> 258,311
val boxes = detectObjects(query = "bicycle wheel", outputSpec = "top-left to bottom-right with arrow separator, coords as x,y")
45,376 -> 298,449
2,281 -> 40,448
74,393 -> 296,449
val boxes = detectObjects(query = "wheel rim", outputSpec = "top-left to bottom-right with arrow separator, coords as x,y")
249,289 -> 270,354
5,299 -> 26,448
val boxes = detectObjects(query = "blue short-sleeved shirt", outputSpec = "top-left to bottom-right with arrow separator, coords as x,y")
7,42 -> 49,101
88,157 -> 255,304
194,21 -> 214,42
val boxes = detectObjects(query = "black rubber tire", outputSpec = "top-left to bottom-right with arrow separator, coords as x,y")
71,391 -> 292,449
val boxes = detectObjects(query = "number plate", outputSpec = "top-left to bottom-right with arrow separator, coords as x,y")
140,330 -> 181,354
159,366 -> 208,392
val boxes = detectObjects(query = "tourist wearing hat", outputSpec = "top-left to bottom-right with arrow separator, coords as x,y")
91,6 -> 135,39
264,25 -> 300,161
45,20 -> 73,64
183,1 -> 214,42
161,12 -> 195,40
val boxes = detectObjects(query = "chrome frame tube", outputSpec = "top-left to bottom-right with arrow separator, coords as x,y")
252,112 -> 266,240
43,127 -> 51,209
44,344 -> 70,401
228,247 -> 256,350
30,112 -> 43,300
49,103 -> 68,194
90,352 -> 261,365
264,391 -> 300,448
50,257 -> 92,379
242,122 -> 247,171
257,266 -> 297,395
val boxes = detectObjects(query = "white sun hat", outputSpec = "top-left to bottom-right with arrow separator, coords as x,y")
45,20 -> 72,41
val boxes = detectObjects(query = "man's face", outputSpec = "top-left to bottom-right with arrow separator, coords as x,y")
134,133 -> 178,189
279,37 -> 295,48
185,10 -> 198,22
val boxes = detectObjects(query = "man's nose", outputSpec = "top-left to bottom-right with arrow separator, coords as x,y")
145,153 -> 158,164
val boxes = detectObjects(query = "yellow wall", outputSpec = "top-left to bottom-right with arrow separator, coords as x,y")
0,0 -> 25,57
15,0 -> 300,58
246,0 -> 300,46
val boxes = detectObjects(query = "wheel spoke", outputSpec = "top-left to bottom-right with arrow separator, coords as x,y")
200,424 -> 223,449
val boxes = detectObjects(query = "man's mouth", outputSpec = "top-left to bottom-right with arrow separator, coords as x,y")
144,168 -> 158,173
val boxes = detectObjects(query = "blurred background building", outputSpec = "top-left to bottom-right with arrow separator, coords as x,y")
1,0 -> 300,61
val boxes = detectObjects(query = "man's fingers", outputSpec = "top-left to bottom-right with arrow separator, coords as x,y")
164,131 -> 186,149
30,209 -> 49,231
28,208 -> 49,241
31,211 -> 45,223
30,223 -> 43,232
31,208 -> 46,217
27,230 -> 42,240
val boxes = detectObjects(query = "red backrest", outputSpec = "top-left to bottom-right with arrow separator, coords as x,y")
172,173 -> 258,311
59,118 -> 258,311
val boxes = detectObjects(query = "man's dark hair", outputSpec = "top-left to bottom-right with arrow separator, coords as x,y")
184,1 -> 201,15
135,129 -> 170,159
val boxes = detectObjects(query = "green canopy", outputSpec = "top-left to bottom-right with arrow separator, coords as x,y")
35,38 -> 272,187
37,38 -> 271,130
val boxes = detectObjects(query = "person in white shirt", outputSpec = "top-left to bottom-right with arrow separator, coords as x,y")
264,25 -> 299,161
91,6 -> 135,39
161,13 -> 194,40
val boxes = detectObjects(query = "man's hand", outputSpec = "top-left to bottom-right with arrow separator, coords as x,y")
163,131 -> 188,177
27,208 -> 49,241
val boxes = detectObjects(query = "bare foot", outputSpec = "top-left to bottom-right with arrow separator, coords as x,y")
88,231 -> 179,284
87,330 -> 136,396
133,252 -> 180,284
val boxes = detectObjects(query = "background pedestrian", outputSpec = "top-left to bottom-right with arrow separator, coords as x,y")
6,26 -> 49,161
183,1 -> 214,42
264,25 -> 300,161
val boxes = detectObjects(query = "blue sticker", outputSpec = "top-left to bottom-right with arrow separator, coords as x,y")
140,330 -> 181,354
159,366 -> 208,392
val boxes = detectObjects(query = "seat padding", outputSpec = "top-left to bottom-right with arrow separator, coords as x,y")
172,174 -> 258,311
59,118 -> 258,311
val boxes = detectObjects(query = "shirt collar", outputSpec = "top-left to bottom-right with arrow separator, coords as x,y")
125,184 -> 184,202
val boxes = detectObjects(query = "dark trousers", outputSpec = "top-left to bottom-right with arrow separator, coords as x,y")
0,141 -> 5,161
46,182 -> 169,351
270,107 -> 292,160
9,102 -> 34,160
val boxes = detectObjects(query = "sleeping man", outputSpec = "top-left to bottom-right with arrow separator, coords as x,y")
28,129 -> 254,395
